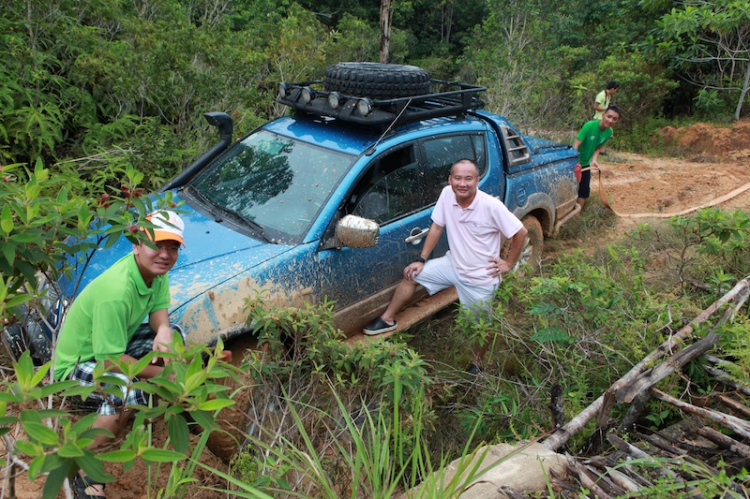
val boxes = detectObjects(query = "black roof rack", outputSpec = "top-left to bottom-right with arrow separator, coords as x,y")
277,80 -> 486,127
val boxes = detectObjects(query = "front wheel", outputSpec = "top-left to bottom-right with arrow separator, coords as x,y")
502,215 -> 543,274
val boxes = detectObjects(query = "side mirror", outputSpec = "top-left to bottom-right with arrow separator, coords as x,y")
334,215 -> 379,248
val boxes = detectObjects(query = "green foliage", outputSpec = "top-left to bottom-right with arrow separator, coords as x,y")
245,295 -> 430,409
0,159 -> 169,324
655,0 -> 750,120
570,50 -> 679,126
629,208 -> 750,292
0,343 -> 239,498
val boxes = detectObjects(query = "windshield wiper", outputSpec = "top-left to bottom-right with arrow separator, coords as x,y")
186,185 -> 273,243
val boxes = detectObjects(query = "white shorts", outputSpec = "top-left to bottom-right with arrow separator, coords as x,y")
415,252 -> 498,317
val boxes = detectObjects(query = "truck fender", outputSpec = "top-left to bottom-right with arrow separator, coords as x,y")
512,191 -> 555,235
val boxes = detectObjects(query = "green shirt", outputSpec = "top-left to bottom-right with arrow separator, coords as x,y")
54,253 -> 171,381
576,120 -> 613,167
593,90 -> 610,120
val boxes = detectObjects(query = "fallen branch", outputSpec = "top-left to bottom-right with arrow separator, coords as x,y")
566,454 -> 612,499
618,285 -> 749,404
703,355 -> 750,396
717,394 -> 750,419
650,388 -> 750,440
616,333 -> 720,404
542,276 -> 750,451
697,426 -> 750,460
606,433 -> 701,497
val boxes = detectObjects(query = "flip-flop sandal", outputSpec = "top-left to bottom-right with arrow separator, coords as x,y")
73,474 -> 106,498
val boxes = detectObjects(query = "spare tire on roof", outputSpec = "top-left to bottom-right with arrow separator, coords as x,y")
324,62 -> 431,99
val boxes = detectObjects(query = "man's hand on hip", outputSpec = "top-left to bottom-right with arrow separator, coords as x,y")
487,256 -> 512,277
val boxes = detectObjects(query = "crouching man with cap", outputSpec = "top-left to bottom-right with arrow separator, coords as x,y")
53,211 -> 185,498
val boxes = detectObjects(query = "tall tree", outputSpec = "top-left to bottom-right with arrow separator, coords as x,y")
379,0 -> 393,63
657,0 -> 750,120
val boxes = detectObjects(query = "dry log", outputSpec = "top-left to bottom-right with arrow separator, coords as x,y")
717,394 -> 750,419
604,466 -> 641,493
650,388 -> 750,439
697,426 -> 750,460
648,427 -> 719,454
607,433 -> 703,497
702,361 -> 750,397
542,276 -> 750,452
616,332 -> 720,404
635,431 -> 687,456
597,390 -> 616,429
566,454 -> 612,499
618,460 -> 654,487
586,464 -> 626,497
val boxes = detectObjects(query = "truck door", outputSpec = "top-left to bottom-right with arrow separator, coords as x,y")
315,142 -> 439,332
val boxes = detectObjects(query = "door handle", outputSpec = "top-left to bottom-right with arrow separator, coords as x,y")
405,227 -> 430,245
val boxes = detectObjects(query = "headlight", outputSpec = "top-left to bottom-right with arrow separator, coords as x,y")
356,98 -> 373,117
278,82 -> 290,99
328,92 -> 343,109
299,86 -> 315,104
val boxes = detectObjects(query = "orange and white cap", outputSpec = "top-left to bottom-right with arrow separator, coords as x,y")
146,211 -> 185,246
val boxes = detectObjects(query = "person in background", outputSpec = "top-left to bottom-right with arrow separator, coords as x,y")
574,105 -> 622,209
594,81 -> 619,120
362,159 -> 528,374
54,211 -> 186,499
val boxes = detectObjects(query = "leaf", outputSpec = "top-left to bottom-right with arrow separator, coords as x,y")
23,422 -> 60,446
70,413 -> 100,436
41,380 -> 81,398
76,451 -> 114,484
28,454 -> 45,481
0,204 -> 12,235
198,399 -> 235,412
2,242 -> 15,267
140,448 -> 186,463
97,450 -> 136,463
167,414 -> 190,454
41,459 -> 74,499
188,410 -> 218,431
58,442 -> 85,458
10,233 -> 41,243
15,440 -> 40,456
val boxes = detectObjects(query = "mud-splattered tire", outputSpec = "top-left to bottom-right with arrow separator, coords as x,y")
502,215 -> 544,275
324,62 -> 431,99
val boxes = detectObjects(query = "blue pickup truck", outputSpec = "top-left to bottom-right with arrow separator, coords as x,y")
4,63 -> 580,360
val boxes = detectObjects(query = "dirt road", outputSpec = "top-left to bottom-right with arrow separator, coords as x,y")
601,120 -> 750,226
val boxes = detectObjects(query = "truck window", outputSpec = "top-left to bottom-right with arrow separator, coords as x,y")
421,133 -> 486,203
351,145 -> 423,225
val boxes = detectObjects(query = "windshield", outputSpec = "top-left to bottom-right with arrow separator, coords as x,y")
190,129 -> 355,239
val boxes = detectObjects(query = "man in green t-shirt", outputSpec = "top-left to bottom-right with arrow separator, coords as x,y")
574,105 -> 621,209
55,210 -> 185,498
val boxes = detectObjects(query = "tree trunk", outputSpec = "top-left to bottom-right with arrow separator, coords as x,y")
735,61 -> 750,121
379,0 -> 391,63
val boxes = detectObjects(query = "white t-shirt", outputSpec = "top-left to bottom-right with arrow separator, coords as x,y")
431,186 -> 523,285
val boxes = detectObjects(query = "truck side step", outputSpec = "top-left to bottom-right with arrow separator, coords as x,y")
346,287 -> 458,346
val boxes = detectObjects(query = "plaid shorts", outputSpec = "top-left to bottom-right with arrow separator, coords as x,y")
68,324 -> 184,416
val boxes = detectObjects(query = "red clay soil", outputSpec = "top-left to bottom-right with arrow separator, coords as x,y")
601,119 -> 750,226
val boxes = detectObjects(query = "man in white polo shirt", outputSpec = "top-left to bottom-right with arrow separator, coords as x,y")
363,159 -> 528,373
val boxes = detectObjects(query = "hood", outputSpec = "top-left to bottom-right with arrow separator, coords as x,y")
64,199 -> 294,309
